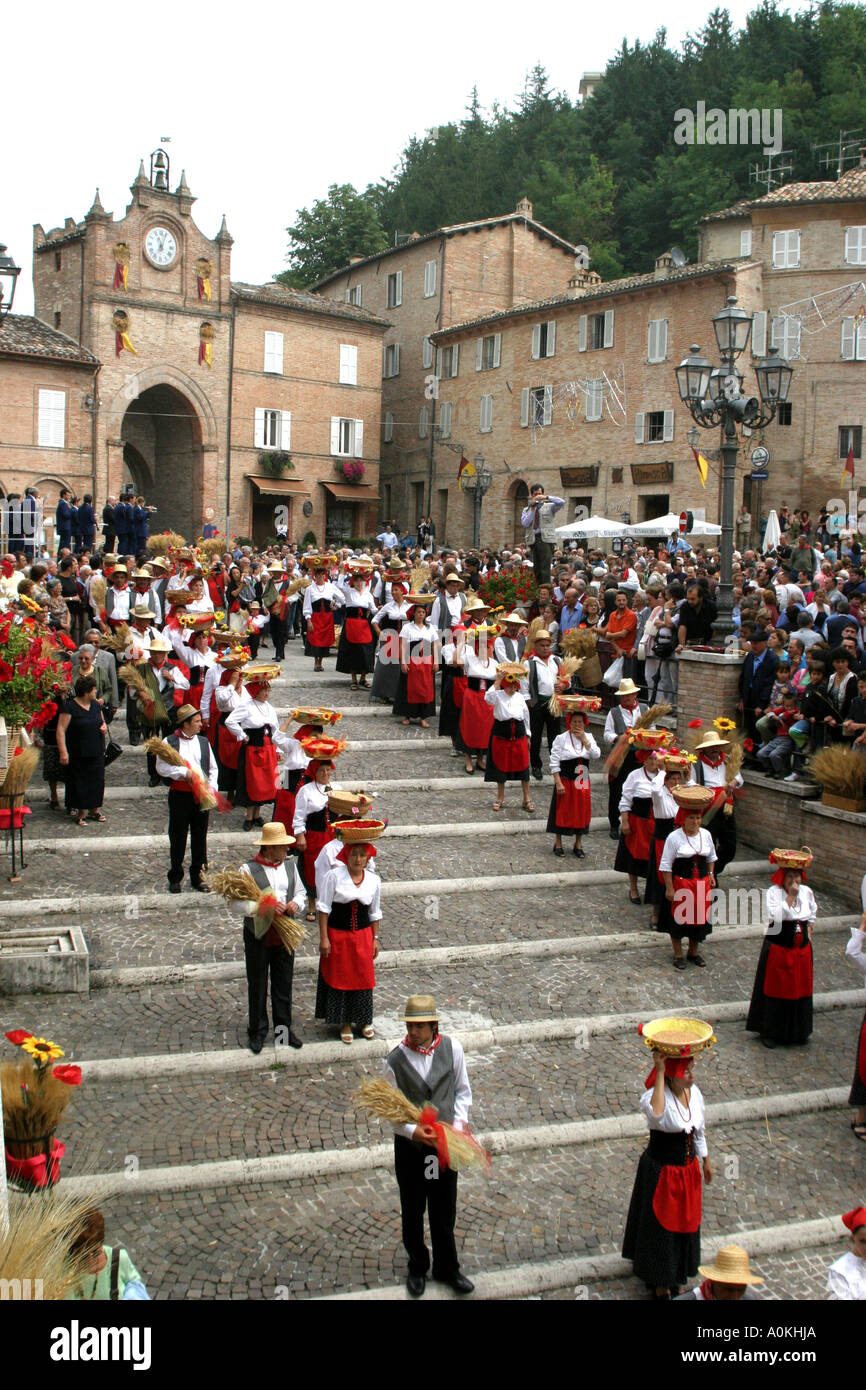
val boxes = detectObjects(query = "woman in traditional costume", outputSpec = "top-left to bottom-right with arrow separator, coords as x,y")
370,579 -> 409,706
316,823 -> 384,1045
692,727 -> 741,876
615,738 -> 664,905
302,556 -> 344,672
547,697 -> 601,856
335,563 -> 377,689
622,1023 -> 715,1298
645,756 -> 689,928
393,596 -> 437,728
458,623 -> 500,774
827,1207 -> 866,1299
657,788 -> 717,970
292,735 -> 346,914
846,913 -> 866,1143
212,656 -> 248,803
745,850 -> 815,1048
225,665 -> 287,831
484,663 -> 534,812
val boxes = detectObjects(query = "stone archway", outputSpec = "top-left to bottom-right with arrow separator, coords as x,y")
510,479 -> 529,546
120,384 -> 203,538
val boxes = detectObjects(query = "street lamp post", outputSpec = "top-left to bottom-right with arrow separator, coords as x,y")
465,453 -> 492,549
0,244 -> 21,323
675,297 -> 793,642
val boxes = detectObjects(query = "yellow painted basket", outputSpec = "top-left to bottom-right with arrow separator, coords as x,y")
641,1017 -> 716,1058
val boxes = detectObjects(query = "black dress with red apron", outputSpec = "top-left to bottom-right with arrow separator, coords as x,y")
546,755 -> 591,830
438,615 -> 463,739
299,805 -> 334,897
370,613 -> 403,704
644,816 -> 674,907
850,1008 -> 866,1107
305,597 -> 336,654
336,603 -> 375,674
393,636 -> 436,719
236,725 -> 278,808
185,666 -> 206,714
695,759 -> 737,876
656,853 -> 713,943
622,1126 -> 702,1288
458,676 -> 494,755
315,894 -> 375,1028
273,768 -> 307,834
215,708 -> 242,795
746,919 -> 813,1044
485,716 -> 530,783
614,789 -> 654,877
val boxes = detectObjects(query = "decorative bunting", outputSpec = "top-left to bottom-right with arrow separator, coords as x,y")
199,322 -> 214,368
112,308 -> 137,357
841,443 -> 855,489
112,242 -> 130,291
196,257 -> 213,302
690,445 -> 709,489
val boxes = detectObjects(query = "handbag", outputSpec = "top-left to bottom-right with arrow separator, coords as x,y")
104,739 -> 124,767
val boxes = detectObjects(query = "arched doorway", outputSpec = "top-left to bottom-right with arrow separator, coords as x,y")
511,480 -> 529,545
121,385 -> 203,537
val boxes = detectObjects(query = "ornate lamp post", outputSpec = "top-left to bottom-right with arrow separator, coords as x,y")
0,244 -> 21,323
675,297 -> 793,641
463,452 -> 492,549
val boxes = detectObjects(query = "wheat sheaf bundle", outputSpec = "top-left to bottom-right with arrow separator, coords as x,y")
523,616 -> 546,658
353,1078 -> 490,1172
89,576 -> 106,612
100,623 -> 131,653
604,702 -> 674,779
0,1188 -> 99,1300
809,744 -> 866,799
561,627 -> 598,660
633,702 -> 673,733
547,655 -> 585,716
142,737 -> 225,814
286,575 -> 311,597
410,563 -> 431,593
209,868 -> 305,952
0,746 -> 40,796
119,663 -> 153,705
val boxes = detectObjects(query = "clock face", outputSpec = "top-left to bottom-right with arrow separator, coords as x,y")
144,226 -> 178,268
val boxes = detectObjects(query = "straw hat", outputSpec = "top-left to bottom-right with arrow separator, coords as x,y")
501,611 -> 525,627
132,570 -> 152,582
463,596 -> 490,614
148,634 -> 172,653
672,784 -> 714,812
131,604 -> 156,621
332,817 -> 386,843
149,557 -> 170,573
443,572 -> 465,588
111,564 -> 128,577
255,821 -> 296,848
267,560 -> 285,573
615,677 -> 640,697
695,729 -> 731,752
697,1246 -> 763,1287
401,994 -> 439,1023
387,558 -> 406,573
175,703 -> 200,724
102,553 -> 118,565
497,661 -> 529,682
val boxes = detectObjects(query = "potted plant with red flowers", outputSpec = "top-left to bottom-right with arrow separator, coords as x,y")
2,1030 -> 82,1190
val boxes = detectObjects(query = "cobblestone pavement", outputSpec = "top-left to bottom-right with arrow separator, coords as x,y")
2,642 -> 863,1301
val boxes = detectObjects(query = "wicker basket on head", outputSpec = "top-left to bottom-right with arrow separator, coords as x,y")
769,846 -> 813,870
166,589 -> 191,606
332,818 -> 386,843
496,661 -> 529,682
291,706 -> 342,727
559,694 -> 602,714
640,1016 -> 716,1058
672,784 -> 714,812
328,789 -> 373,818
657,751 -> 694,774
627,727 -> 673,750
243,663 -> 281,683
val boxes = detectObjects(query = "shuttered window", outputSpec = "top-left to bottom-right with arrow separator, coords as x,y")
264,332 -> 284,374
37,389 -> 66,448
339,344 -> 358,385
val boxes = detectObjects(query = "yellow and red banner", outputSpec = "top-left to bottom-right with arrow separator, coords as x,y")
196,258 -> 213,302
690,446 -> 709,489
841,444 -> 855,489
112,309 -> 136,357
199,323 -> 214,368
113,243 -> 129,291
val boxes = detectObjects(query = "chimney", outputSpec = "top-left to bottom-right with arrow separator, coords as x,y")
349,255 -> 364,264
567,267 -> 602,297
515,196 -> 533,219
654,251 -> 675,278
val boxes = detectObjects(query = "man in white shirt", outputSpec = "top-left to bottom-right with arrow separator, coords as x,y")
155,705 -> 219,894
234,821 -> 306,1054
383,994 -> 475,1298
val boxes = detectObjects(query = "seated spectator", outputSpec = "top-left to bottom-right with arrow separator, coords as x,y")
843,671 -> 866,749
829,646 -> 858,723
756,684 -> 801,778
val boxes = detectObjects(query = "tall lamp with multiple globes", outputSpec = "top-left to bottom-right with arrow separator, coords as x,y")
462,452 -> 493,550
0,244 -> 21,323
675,296 -> 793,642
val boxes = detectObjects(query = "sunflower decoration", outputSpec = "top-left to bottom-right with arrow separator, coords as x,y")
713,716 -> 737,733
18,593 -> 43,615
20,1036 -> 65,1067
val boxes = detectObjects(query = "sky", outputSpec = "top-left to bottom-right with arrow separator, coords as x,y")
7,0 -> 815,318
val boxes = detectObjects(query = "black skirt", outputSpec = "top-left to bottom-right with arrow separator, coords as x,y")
644,816 -> 674,906
745,922 -> 813,1044
622,1129 -> 701,1289
63,756 -> 105,812
335,606 -> 376,674
438,665 -> 461,738
850,1011 -> 866,1106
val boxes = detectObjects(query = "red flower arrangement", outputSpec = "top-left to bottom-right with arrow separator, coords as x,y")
0,616 -> 68,728
340,459 -> 366,484
52,1064 -> 82,1086
688,719 -> 704,728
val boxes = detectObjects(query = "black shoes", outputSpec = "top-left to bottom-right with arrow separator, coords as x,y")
608,828 -> 619,840
406,1274 -> 426,1297
249,1036 -> 264,1055
168,882 -> 181,894
191,881 -> 211,893
287,1031 -> 303,1050
438,1273 -> 475,1295
242,821 -> 255,831
148,775 -> 161,787
531,767 -> 542,781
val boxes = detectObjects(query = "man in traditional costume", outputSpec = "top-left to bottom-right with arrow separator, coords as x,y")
233,821 -> 306,1054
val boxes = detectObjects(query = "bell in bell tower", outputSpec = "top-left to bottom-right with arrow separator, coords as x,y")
150,146 -> 170,190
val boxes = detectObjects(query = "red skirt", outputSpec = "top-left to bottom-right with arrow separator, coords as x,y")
490,734 -> 529,773
344,615 -> 372,645
625,813 -> 654,864
242,741 -> 278,803
553,780 -> 591,831
303,827 -> 333,892
308,609 -> 335,650
216,719 -> 241,771
273,787 -> 296,832
671,872 -> 712,929
763,939 -> 813,999
322,924 -> 375,991
453,675 -> 467,709
460,687 -> 494,750
652,1158 -> 702,1233
407,656 -> 434,705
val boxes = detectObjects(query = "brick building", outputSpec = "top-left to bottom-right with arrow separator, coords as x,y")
312,201 -> 576,534
25,156 -> 388,546
427,256 -> 763,549
698,161 -> 866,521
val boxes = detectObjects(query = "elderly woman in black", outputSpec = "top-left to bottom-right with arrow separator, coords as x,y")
56,674 -> 108,826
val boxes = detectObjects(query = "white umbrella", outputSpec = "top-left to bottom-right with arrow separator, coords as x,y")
762,508 -> 781,553
554,514 -> 627,539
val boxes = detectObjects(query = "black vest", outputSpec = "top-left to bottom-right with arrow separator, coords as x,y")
387,1036 -> 456,1124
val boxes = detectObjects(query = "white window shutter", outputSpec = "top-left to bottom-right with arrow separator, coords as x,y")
740,229 -> 752,257
751,310 -> 767,357
280,411 -> 291,450
789,230 -> 800,266
547,320 -> 556,356
330,417 -> 341,454
842,318 -> 855,360
475,339 -> 483,371
543,385 -> 553,426
440,402 -> 451,437
531,324 -> 541,360
395,270 -> 403,305
423,337 -> 433,369
603,310 -> 614,348
520,387 -> 530,427
354,420 -> 364,456
384,411 -> 394,443
772,232 -> 785,269
578,315 -> 587,352
419,407 -> 428,439
264,331 -> 283,373
492,333 -> 501,368
38,389 -> 65,448
434,346 -> 441,375
634,411 -> 645,444
452,343 -> 459,375
394,343 -> 400,375
662,409 -> 674,443
647,322 -> 656,361
659,319 -> 668,359
382,346 -> 388,377
254,408 -> 266,448
858,322 -> 866,361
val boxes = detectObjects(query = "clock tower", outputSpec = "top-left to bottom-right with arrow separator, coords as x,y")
32,155 -> 233,537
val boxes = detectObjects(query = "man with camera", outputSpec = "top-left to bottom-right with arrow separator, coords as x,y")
521,485 -> 564,585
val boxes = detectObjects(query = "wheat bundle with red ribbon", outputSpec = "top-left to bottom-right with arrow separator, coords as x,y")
118,663 -> 154,713
0,746 -> 39,797
209,867 -> 305,952
89,576 -> 106,613
352,1078 -> 491,1173
546,656 -> 588,716
142,737 -> 231,813
603,702 -> 673,779
101,623 -> 131,654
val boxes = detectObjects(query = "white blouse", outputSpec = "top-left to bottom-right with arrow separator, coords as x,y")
303,581 -> 345,617
765,883 -> 817,926
224,697 -> 290,754
463,649 -> 498,682
529,653 -> 559,698
372,600 -> 410,627
292,781 -> 329,833
639,1083 -> 708,1157
549,729 -> 600,772
278,737 -> 310,782
651,783 -> 682,819
659,827 -> 717,873
828,1251 -> 866,1300
619,766 -> 661,812
213,683 -> 243,713
696,756 -> 743,790
316,864 -> 382,920
343,587 -> 377,612
484,686 -> 531,734
154,731 -> 219,790
846,927 -> 866,982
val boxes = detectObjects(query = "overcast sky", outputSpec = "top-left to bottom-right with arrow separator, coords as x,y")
8,0 -> 814,318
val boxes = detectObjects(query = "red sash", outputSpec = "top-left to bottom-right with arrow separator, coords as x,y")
555,780 -> 591,829
460,687 -> 494,748
491,735 -> 529,773
407,654 -> 434,704
345,615 -> 372,645
216,718 -> 241,771
672,869 -> 712,928
322,920 -> 375,991
763,938 -> 813,1000
243,739 -> 278,802
652,1157 -> 702,1233
308,609 -> 335,649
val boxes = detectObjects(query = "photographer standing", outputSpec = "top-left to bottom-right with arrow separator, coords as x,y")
521,485 -> 564,585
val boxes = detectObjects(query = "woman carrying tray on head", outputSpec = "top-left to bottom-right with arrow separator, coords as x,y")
657,786 -> 717,971
302,555 -> 344,673
547,696 -> 601,858
484,662 -> 534,813
335,561 -> 377,690
645,754 -> 690,929
370,579 -> 409,706
457,622 -> 500,775
224,665 -> 288,831
212,654 -> 249,803
292,737 -> 346,913
622,1021 -> 715,1299
692,727 -> 741,877
316,820 -> 385,1045
846,904 -> 866,1144
615,734 -> 667,905
272,708 -> 336,834
393,595 -> 437,728
746,849 -> 816,1048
